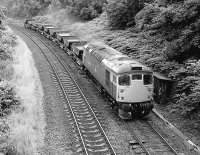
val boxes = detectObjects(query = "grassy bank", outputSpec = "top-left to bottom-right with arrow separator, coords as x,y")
0,25 -> 45,155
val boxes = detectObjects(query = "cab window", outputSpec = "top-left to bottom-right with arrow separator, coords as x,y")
119,75 -> 130,86
132,74 -> 142,80
143,74 -> 152,85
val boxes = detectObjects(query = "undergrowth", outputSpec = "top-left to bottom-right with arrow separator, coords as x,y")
0,27 -> 21,154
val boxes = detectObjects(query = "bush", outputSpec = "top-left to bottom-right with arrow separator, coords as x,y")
0,84 -> 19,116
106,0 -> 143,29
59,0 -> 106,20
80,7 -> 97,20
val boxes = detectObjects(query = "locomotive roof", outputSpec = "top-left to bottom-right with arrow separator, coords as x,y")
85,43 -> 152,74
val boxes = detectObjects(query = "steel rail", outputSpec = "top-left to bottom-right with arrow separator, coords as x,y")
146,121 -> 179,155
15,26 -> 116,155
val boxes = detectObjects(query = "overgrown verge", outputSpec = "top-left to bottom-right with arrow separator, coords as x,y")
0,24 -> 45,154
0,25 -> 20,154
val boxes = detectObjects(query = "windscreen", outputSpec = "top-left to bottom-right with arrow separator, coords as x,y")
143,74 -> 153,85
119,74 -> 130,86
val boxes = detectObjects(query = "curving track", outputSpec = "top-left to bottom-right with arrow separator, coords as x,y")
13,26 -> 116,155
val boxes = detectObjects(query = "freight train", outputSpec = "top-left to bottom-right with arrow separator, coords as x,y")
24,19 -> 172,119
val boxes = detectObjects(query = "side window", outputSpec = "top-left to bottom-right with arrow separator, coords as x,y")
132,74 -> 142,80
144,74 -> 153,85
105,70 -> 110,86
113,75 -> 116,83
119,75 -> 130,86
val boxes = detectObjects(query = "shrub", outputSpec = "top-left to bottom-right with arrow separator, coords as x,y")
106,0 -> 143,29
59,0 -> 106,20
80,7 -> 97,20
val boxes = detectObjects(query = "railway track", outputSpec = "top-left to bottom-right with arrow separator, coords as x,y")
127,119 -> 180,155
14,26 -> 116,155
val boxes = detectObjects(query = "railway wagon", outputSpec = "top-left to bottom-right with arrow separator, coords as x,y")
56,32 -> 72,42
70,41 -> 87,66
43,26 -> 56,38
51,30 -> 71,42
29,22 -> 39,31
59,35 -> 79,49
48,28 -> 62,40
64,38 -> 84,50
40,24 -> 54,35
24,19 -> 33,29
83,43 -> 154,119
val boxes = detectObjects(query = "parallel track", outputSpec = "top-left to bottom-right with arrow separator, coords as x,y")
14,26 -> 116,155
127,120 -> 180,155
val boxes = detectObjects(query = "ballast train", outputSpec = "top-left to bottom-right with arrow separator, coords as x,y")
24,19 -> 154,119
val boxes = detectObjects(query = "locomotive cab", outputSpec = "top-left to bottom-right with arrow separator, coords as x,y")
111,66 -> 154,118
117,71 -> 153,103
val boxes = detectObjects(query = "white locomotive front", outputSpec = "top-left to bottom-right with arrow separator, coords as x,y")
83,43 -> 154,119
